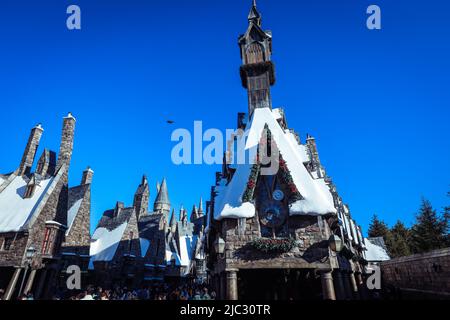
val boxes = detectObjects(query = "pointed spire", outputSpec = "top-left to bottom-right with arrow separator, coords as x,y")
190,205 -> 198,223
198,197 -> 204,217
170,209 -> 177,233
154,178 -> 170,213
156,181 -> 161,193
248,0 -> 261,26
170,209 -> 177,226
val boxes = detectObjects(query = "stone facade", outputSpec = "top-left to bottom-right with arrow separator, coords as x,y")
381,248 -> 450,299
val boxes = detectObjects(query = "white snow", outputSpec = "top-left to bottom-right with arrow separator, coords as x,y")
165,249 -> 180,265
214,164 -> 256,220
0,176 -> 54,233
140,238 -> 150,257
66,198 -> 83,235
364,238 -> 390,262
357,227 -> 365,247
90,222 -> 128,262
343,214 -> 353,241
272,108 -> 283,120
178,235 -> 197,267
350,219 -> 359,245
0,176 -> 5,187
214,107 -> 336,220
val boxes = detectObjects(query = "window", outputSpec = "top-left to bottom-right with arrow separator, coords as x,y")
24,184 -> 36,199
42,228 -> 51,254
246,43 -> 264,64
2,237 -> 13,251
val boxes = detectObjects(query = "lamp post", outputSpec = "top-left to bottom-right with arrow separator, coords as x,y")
329,235 -> 343,253
18,246 -> 36,298
214,237 -> 225,257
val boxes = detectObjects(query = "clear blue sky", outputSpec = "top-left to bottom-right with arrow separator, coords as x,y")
0,0 -> 449,234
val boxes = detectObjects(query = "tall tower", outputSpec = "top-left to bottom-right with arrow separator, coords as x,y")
153,178 -> 170,214
134,175 -> 149,219
239,0 -> 275,117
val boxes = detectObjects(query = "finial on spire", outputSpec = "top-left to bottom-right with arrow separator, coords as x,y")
248,0 -> 261,25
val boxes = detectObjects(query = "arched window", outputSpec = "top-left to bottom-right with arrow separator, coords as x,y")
246,43 -> 264,64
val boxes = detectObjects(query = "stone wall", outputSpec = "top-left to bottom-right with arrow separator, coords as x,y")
0,232 -> 28,267
381,247 -> 450,298
63,185 -> 91,255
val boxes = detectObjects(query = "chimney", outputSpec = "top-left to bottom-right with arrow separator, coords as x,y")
36,149 -> 56,177
114,202 -> 124,217
57,112 -> 76,170
19,124 -> 44,176
81,166 -> 94,185
133,175 -> 149,219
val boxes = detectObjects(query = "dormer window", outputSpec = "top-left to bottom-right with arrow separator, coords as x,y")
24,176 -> 37,199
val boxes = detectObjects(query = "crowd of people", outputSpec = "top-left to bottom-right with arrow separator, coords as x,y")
54,283 -> 216,301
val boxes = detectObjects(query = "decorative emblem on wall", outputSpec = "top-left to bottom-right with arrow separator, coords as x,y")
272,189 -> 284,201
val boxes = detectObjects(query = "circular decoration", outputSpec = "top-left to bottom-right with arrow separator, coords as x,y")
259,200 -> 287,228
272,189 -> 284,201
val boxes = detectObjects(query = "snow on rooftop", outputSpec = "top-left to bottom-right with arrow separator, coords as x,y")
214,165 -> 256,220
350,219 -> 359,245
0,176 -> 5,186
140,238 -> 150,257
178,235 -> 197,267
364,238 -> 390,262
214,107 -> 336,220
343,214 -> 353,241
90,222 -> 128,262
272,108 -> 283,120
0,175 -> 54,233
66,198 -> 82,236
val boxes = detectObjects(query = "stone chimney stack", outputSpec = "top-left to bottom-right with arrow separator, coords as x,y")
81,166 -> 94,185
36,149 -> 56,177
134,175 -> 149,219
57,112 -> 76,171
19,124 -> 44,176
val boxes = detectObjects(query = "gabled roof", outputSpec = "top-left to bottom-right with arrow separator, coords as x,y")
214,107 -> 337,220
364,237 -> 390,262
138,213 -> 164,240
66,184 -> 89,236
89,206 -> 134,262
0,174 -> 55,233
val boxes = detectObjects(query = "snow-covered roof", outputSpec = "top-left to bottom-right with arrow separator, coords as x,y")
66,198 -> 82,235
343,214 -> 353,241
89,222 -> 128,262
178,235 -> 197,267
214,107 -> 336,220
0,175 -> 54,233
364,237 -> 390,262
0,176 -> 5,187
140,238 -> 150,257
350,219 -> 359,245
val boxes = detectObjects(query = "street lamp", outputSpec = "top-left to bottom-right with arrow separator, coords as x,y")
18,246 -> 37,297
26,246 -> 36,260
214,237 -> 225,256
329,235 -> 343,253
